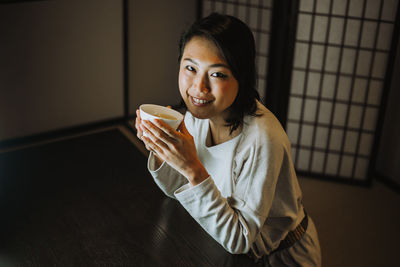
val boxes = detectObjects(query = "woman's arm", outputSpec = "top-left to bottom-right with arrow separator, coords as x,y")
140,114 -> 286,254
147,152 -> 188,199
140,118 -> 209,186
135,109 -> 188,198
174,136 -> 286,254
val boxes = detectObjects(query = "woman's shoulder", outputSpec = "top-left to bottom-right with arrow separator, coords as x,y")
241,101 -> 291,150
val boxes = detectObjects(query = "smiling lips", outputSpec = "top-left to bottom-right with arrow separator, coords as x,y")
190,96 -> 213,106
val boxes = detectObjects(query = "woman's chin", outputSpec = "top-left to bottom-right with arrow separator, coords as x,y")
187,107 -> 211,120
189,111 -> 209,120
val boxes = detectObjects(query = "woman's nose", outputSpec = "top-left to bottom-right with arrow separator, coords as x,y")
194,75 -> 210,94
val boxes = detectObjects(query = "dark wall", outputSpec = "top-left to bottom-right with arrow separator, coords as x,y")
128,0 -> 197,113
0,0 -> 124,141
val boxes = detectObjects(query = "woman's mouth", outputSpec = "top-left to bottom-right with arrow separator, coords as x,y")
190,96 -> 213,106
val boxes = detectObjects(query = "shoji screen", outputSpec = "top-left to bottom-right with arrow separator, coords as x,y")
287,0 -> 399,183
201,0 -> 399,184
201,0 -> 273,101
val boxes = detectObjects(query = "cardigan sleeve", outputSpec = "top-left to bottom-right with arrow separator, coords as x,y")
147,152 -> 188,199
173,132 -> 285,254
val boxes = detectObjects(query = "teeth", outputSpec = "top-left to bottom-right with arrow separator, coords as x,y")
193,97 -> 209,104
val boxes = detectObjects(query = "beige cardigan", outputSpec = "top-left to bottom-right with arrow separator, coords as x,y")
148,101 -> 321,266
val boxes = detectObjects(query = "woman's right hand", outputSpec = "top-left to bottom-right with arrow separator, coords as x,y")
135,109 -> 164,167
134,106 -> 172,152
135,109 -> 144,140
135,109 -> 152,151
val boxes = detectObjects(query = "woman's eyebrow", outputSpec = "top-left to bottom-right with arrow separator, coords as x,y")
183,58 -> 198,65
183,58 -> 230,69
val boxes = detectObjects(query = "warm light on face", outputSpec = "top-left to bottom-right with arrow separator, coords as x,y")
178,36 -> 239,122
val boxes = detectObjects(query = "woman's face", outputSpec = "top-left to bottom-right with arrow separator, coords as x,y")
178,36 -> 239,122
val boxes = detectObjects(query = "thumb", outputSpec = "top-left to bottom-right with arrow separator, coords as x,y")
178,120 -> 189,135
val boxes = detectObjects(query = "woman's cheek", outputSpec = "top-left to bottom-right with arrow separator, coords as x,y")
179,73 -> 191,90
218,83 -> 239,103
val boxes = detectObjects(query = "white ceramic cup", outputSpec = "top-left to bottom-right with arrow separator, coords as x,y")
139,104 -> 184,137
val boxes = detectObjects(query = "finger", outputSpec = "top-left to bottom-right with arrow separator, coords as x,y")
135,110 -> 142,129
152,119 -> 180,139
136,109 -> 144,128
136,110 -> 149,134
135,117 -> 144,138
177,120 -> 190,135
135,114 -> 140,127
143,136 -> 158,155
136,118 -> 145,133
142,122 -> 170,150
143,120 -> 177,144
141,136 -> 154,151
142,134 -> 167,155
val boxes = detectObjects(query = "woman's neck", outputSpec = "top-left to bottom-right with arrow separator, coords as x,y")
208,119 -> 242,146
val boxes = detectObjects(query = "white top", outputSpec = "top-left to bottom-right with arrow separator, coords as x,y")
148,101 -> 306,259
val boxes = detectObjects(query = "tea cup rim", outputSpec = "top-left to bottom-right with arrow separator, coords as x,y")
139,104 -> 183,122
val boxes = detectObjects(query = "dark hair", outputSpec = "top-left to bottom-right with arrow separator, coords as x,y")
178,12 -> 260,133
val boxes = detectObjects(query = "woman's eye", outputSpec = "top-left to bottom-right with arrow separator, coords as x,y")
211,72 -> 227,78
185,65 -> 195,72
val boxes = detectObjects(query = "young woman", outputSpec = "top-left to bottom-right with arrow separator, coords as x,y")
135,13 -> 321,266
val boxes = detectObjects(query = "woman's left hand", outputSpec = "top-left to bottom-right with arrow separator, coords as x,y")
141,119 -> 209,186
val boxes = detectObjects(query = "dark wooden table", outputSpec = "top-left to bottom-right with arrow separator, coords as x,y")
0,129 -> 257,266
